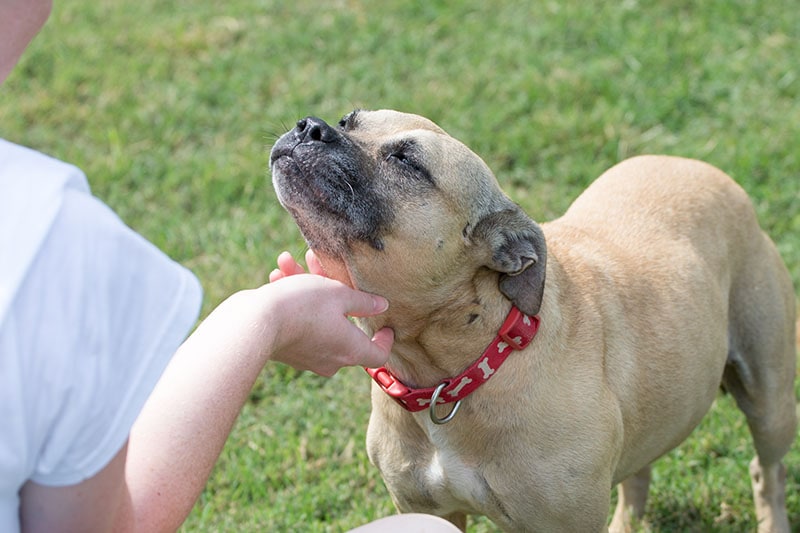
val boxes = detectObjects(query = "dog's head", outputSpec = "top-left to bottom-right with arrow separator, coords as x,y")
270,109 -> 546,321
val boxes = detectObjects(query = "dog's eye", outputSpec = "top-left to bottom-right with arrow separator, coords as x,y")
385,140 -> 415,165
384,142 -> 434,184
387,149 -> 421,172
389,151 -> 412,165
338,110 -> 359,131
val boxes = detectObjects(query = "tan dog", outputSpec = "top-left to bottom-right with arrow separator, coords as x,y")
270,109 -> 797,532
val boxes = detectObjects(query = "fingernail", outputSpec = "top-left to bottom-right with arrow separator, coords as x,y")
374,296 -> 389,313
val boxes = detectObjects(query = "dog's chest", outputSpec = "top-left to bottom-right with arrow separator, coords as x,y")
410,430 -> 494,515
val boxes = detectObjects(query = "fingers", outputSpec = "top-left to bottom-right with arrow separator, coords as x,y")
263,257 -> 394,375
269,251 -> 307,282
305,249 -> 325,276
277,251 -> 306,275
308,324 -> 393,377
343,290 -> 389,319
269,249 -> 329,281
307,291 -> 393,373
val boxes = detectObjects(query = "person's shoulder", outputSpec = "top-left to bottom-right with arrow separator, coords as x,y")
0,139 -> 91,233
0,139 -> 89,191
0,140 -> 92,324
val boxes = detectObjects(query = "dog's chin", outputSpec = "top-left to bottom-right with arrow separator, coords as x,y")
311,249 -> 356,289
275,177 -> 388,257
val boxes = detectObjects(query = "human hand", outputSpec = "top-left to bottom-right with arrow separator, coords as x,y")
265,251 -> 393,376
269,249 -> 326,281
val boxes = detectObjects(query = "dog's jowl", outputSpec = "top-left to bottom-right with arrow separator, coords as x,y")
271,109 -> 796,533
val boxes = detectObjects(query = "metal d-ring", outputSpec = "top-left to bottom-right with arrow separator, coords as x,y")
429,382 -> 462,425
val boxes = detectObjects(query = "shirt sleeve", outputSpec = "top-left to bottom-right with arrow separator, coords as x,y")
15,186 -> 203,486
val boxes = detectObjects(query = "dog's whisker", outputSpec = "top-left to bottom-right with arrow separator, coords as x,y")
343,177 -> 356,207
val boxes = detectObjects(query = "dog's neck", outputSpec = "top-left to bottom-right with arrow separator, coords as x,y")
360,268 -> 515,389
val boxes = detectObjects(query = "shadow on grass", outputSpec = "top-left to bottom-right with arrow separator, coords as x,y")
640,500 -> 745,533
637,462 -> 800,533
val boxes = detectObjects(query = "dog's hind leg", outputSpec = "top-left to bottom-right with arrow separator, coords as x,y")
723,239 -> 797,533
608,464 -> 651,533
749,456 -> 790,533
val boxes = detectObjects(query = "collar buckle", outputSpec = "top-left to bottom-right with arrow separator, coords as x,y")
366,366 -> 411,399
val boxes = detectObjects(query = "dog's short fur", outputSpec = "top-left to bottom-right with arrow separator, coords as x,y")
271,109 -> 797,532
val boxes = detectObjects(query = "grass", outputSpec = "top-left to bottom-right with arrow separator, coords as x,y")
2,0 -> 798,531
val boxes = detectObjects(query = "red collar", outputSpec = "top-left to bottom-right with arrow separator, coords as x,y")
366,306 -> 540,418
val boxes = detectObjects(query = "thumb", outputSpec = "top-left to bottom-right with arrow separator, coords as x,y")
371,327 -> 394,354
358,327 -> 394,368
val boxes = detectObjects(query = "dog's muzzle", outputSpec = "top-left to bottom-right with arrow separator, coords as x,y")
270,116 -> 390,254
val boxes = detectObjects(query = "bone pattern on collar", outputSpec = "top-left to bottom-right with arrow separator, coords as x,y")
366,306 -> 540,413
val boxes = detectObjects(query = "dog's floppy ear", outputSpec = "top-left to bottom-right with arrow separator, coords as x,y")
469,206 -> 547,316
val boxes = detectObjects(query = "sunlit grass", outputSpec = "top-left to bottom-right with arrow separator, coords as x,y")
1,0 -> 797,530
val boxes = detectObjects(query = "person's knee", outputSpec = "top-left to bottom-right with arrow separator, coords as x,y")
347,513 -> 462,533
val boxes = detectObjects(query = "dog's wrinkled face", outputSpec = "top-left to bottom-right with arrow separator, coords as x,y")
270,109 -> 546,318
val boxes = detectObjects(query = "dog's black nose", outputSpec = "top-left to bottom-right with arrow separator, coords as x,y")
295,116 -> 337,143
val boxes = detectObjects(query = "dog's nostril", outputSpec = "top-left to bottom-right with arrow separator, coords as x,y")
308,124 -> 323,141
296,116 -> 336,143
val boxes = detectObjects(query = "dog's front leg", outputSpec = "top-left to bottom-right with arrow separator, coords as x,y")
608,465 -> 651,533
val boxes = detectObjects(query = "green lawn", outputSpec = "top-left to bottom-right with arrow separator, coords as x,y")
2,0 -> 798,531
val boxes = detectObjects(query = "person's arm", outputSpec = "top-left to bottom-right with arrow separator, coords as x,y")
19,446 -> 129,533
19,255 -> 393,533
0,0 -> 52,83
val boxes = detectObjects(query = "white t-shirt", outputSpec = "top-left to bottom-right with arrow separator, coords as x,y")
0,139 -> 203,531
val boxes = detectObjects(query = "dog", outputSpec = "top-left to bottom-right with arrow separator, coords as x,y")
270,109 -> 797,532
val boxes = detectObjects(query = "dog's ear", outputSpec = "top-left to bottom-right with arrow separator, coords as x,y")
469,207 -> 547,316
